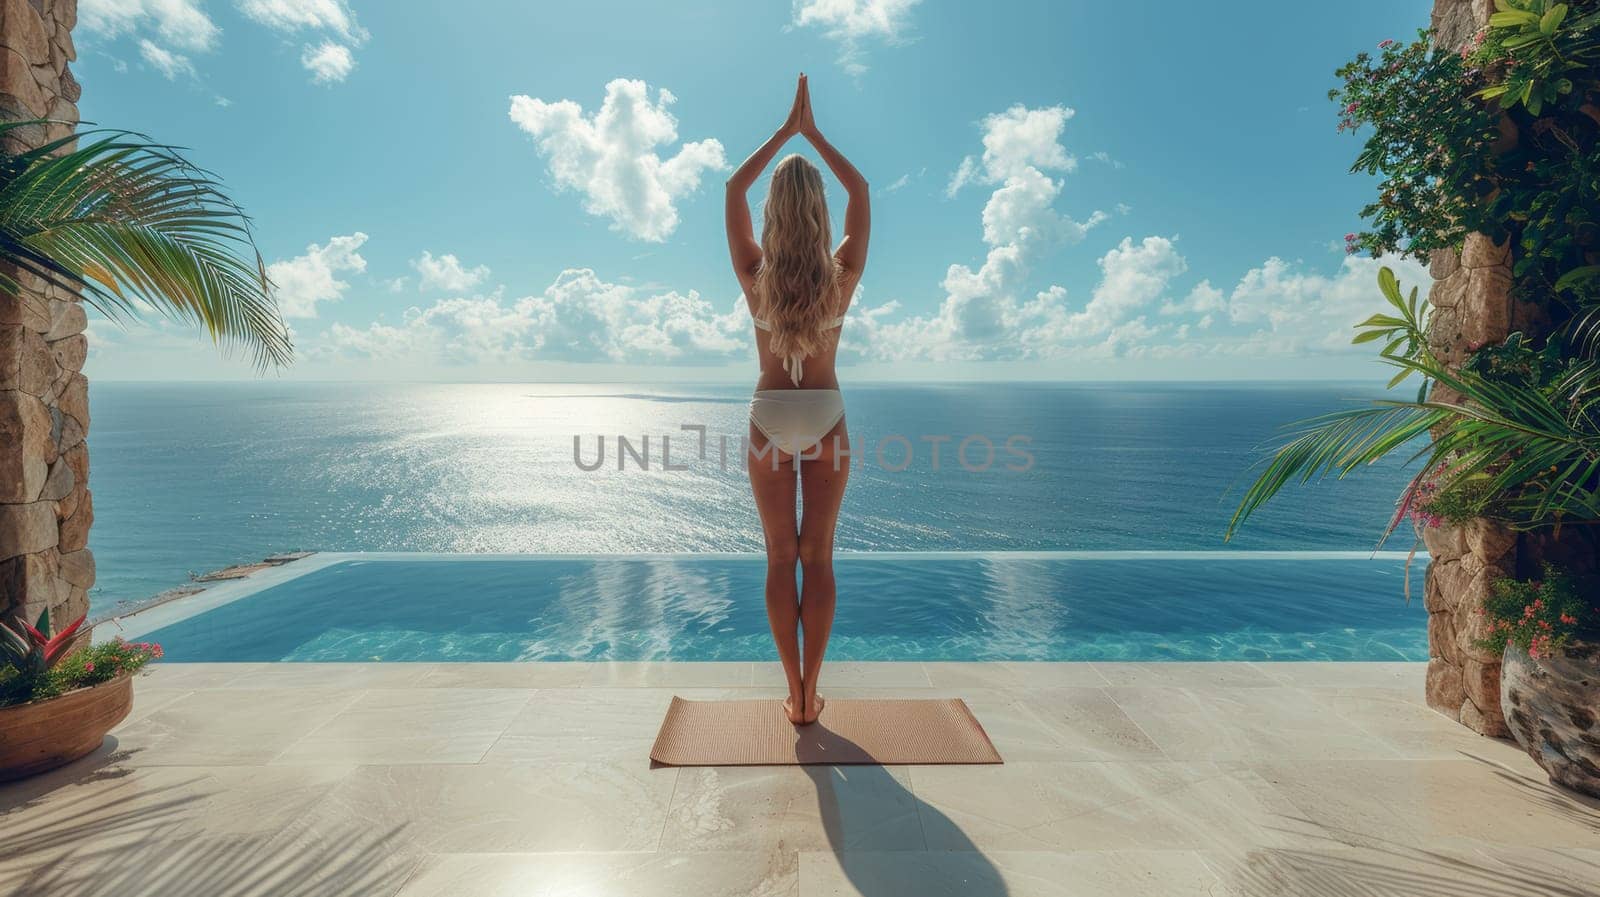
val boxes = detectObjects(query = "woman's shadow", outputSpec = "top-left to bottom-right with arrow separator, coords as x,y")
798,729 -> 1009,897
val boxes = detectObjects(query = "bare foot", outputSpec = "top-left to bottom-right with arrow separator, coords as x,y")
783,695 -> 805,724
802,692 -> 824,725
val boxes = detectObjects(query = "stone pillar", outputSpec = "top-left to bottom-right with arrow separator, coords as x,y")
1421,0 -> 1519,736
1423,234 -> 1530,736
0,0 -> 91,631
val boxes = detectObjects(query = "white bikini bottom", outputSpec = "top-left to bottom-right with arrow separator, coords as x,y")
748,389 -> 845,457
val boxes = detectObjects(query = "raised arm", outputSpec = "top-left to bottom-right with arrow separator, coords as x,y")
799,87 -> 870,285
726,76 -> 807,284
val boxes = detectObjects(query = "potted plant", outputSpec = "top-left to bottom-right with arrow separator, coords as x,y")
1475,565 -> 1600,797
0,610 -> 161,781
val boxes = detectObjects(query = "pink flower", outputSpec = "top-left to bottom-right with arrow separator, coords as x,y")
1344,102 -> 1359,114
1344,233 -> 1357,241
84,661 -> 94,673
1379,39 -> 1395,49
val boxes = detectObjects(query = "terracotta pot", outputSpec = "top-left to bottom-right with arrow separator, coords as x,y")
1501,639 -> 1600,797
0,674 -> 133,782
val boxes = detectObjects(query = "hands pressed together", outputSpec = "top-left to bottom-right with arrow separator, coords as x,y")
781,73 -> 820,141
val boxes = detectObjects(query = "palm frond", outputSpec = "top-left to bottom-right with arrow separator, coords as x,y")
0,122 -> 290,369
1228,266 -> 1600,541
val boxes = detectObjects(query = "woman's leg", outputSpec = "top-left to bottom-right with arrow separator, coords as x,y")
797,417 -> 850,723
747,421 -> 804,723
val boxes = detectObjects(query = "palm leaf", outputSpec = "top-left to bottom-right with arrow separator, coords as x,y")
1227,266 -> 1600,541
0,122 -> 291,369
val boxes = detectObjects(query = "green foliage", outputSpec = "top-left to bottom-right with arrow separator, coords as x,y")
0,639 -> 162,709
0,664 -> 30,707
1464,330 -> 1573,387
1477,1 -> 1599,116
0,121 -> 292,369
1474,563 -> 1600,657
1227,268 -> 1600,541
1331,2 -> 1600,309
1353,266 -> 1433,393
1331,32 -> 1502,261
1414,469 -> 1503,524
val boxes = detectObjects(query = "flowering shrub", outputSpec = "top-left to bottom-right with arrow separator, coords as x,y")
0,638 -> 162,708
1332,2 -> 1600,306
1331,31 -> 1502,260
1475,563 -> 1600,658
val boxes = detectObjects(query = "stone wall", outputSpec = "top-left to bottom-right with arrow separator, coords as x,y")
0,0 -> 91,632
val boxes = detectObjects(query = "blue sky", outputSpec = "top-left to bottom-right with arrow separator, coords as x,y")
75,0 -> 1434,382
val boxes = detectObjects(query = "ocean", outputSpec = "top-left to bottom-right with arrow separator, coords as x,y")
86,381 -> 1418,616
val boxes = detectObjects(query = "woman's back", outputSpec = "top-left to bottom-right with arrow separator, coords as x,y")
746,285 -> 852,390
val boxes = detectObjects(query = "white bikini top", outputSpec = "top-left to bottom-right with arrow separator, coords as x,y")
752,314 -> 847,385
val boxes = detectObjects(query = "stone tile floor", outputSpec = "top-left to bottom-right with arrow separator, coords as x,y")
2,661 -> 1597,896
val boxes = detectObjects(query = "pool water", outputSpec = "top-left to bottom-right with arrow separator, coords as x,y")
124,553 -> 1427,662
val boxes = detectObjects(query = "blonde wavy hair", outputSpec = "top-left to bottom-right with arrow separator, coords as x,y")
755,155 -> 840,370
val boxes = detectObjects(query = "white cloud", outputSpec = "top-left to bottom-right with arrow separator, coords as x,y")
508,79 -> 728,242
412,251 -> 490,293
837,100 -> 1435,367
792,0 -> 922,75
949,105 -> 1077,195
1070,236 -> 1187,336
1215,254 -> 1430,352
945,156 -> 979,198
267,232 -> 369,319
138,38 -> 194,79
236,0 -> 365,41
845,103 -> 1107,361
239,1 -> 368,82
320,268 -> 746,365
979,167 -> 1107,247
300,41 -> 355,83
81,0 -> 366,83
1089,150 -> 1125,170
1160,279 -> 1225,323
81,0 -> 220,52
843,236 -> 1180,363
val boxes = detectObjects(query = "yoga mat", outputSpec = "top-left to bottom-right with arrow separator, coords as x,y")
649,697 -> 1003,766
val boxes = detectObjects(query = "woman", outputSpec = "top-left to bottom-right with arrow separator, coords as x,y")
726,74 -> 870,725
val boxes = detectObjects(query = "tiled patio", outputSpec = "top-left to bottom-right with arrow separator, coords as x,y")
2,662 -> 1597,896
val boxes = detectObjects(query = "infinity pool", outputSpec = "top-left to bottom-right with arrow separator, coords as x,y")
113,552 -> 1427,662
